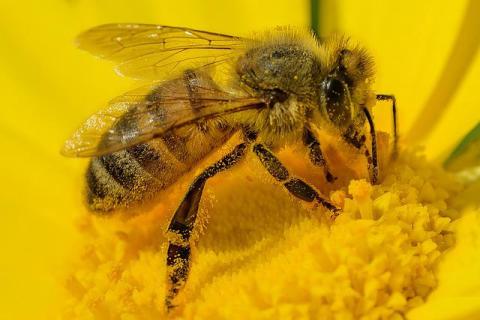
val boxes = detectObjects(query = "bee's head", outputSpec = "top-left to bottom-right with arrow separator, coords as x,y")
319,38 -> 375,128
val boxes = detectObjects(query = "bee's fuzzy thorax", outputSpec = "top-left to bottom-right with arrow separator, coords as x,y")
244,28 -> 375,82
241,96 -> 307,148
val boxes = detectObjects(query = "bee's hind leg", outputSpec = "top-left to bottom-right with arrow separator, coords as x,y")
303,127 -> 337,183
165,142 -> 248,310
253,143 -> 339,214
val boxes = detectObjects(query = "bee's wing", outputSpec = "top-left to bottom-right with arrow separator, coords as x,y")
62,82 -> 263,157
76,23 -> 246,80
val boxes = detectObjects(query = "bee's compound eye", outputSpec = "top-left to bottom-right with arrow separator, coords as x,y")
324,78 -> 345,105
322,77 -> 350,125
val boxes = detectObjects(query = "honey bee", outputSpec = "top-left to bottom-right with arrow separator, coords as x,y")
62,23 -> 397,310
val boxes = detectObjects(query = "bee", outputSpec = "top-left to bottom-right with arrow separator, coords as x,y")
62,23 -> 398,310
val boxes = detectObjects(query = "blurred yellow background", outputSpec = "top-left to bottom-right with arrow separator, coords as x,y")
0,0 -> 478,318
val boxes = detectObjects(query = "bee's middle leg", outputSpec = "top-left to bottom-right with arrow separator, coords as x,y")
165,142 -> 248,310
253,143 -> 339,213
303,127 -> 337,183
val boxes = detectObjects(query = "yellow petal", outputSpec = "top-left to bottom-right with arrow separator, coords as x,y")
408,210 -> 480,320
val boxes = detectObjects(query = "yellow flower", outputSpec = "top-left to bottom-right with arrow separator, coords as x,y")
0,1 -> 478,319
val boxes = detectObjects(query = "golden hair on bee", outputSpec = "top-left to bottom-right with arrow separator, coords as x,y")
319,34 -> 376,105
244,28 -> 375,85
245,26 -> 320,53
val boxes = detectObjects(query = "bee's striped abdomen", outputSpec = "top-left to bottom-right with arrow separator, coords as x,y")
86,146 -> 161,212
85,70 -> 237,212
86,136 -> 186,212
87,125 -> 235,212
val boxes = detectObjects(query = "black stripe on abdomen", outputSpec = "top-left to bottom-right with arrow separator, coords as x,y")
127,143 -> 161,167
86,160 -> 107,199
161,131 -> 190,163
86,157 -> 127,212
127,140 -> 188,189
99,151 -> 140,190
86,148 -> 160,212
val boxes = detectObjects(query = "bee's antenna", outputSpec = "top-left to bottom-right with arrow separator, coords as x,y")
376,94 -> 398,158
363,107 -> 378,184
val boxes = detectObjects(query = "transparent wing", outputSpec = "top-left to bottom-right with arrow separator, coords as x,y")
76,23 -> 246,80
62,81 -> 263,157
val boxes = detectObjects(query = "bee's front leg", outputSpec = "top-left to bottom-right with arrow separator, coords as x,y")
253,143 -> 339,213
166,142 -> 248,310
362,107 -> 379,184
303,127 -> 337,183
376,94 -> 398,158
342,108 -> 379,185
